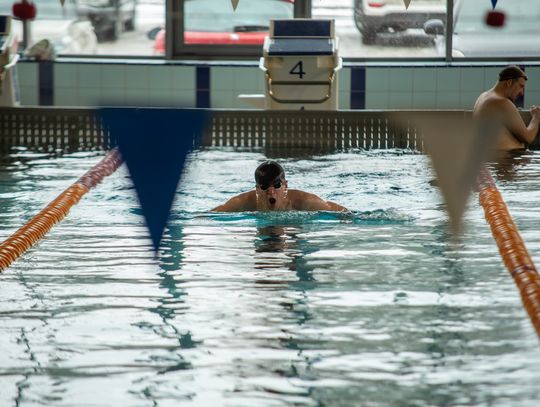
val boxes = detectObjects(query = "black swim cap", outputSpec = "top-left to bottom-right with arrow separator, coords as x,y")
254,160 -> 285,187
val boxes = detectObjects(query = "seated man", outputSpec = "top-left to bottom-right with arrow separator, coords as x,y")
211,160 -> 348,212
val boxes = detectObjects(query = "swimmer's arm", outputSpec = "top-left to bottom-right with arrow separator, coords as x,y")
211,191 -> 255,212
504,101 -> 540,145
300,192 -> 349,212
326,201 -> 350,212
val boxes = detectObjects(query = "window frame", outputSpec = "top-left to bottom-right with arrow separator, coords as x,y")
167,0 -> 312,59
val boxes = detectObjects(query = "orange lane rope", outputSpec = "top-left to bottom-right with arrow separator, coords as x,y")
0,149 -> 123,272
478,167 -> 540,338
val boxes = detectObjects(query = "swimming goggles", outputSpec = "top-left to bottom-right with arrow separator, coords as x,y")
259,179 -> 283,191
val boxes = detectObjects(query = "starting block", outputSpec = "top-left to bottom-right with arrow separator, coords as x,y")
260,19 -> 342,110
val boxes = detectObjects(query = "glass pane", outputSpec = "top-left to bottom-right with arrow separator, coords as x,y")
183,0 -> 294,46
313,0 -> 446,58
0,0 -> 165,56
451,0 -> 540,58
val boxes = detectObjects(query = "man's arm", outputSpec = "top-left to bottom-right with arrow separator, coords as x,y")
296,191 -> 349,212
211,191 -> 256,212
503,101 -> 540,145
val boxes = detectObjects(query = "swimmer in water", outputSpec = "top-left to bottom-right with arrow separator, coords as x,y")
211,160 -> 348,212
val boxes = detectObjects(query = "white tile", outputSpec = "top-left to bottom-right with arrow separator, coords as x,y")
124,88 -> 150,105
412,92 -> 436,109
366,91 -> 389,109
389,68 -> 413,92
436,92 -> 460,109
78,64 -> 102,88
148,89 -> 174,106
54,64 -> 78,88
54,88 -> 80,106
366,67 -> 389,91
211,90 -> 234,108
338,69 -> 351,109
233,67 -> 260,91
171,66 -> 196,91
388,92 -> 413,109
17,62 -> 38,87
525,91 -> 540,108
124,65 -> 149,90
436,67 -> 461,91
100,86 -> 126,105
171,90 -> 196,107
524,67 -> 540,94
78,87 -> 102,107
101,65 -> 126,89
460,68 -> 484,92
483,67 -> 500,89
413,68 -> 436,92
339,67 -> 351,89
211,67 -> 234,91
460,91 -> 480,108
339,91 -> 350,110
148,65 -> 172,90
19,86 -> 38,106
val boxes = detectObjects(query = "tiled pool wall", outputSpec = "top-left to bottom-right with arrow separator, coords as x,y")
15,60 -> 540,110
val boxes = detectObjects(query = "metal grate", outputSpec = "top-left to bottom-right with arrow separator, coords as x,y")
1,107 -> 536,153
0,107 -> 110,152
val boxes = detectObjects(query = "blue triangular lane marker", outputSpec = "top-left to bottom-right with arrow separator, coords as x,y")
491,0 -> 498,9
100,107 -> 210,252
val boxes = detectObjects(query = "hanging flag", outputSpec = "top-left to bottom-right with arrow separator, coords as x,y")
391,112 -> 498,236
231,0 -> 239,11
403,0 -> 412,9
491,0 -> 498,9
100,107 -> 210,251
59,0 -> 65,5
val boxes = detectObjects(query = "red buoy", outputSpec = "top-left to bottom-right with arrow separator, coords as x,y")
485,10 -> 505,27
12,0 -> 37,21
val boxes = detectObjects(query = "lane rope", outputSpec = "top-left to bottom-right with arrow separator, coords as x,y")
478,166 -> 540,338
0,149 -> 123,272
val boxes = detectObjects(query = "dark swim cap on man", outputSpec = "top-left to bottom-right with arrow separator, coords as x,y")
254,160 -> 285,188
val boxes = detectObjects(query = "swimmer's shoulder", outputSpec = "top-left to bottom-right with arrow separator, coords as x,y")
288,189 -> 348,212
212,190 -> 257,212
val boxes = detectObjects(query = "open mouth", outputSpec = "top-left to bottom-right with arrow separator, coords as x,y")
269,198 -> 276,206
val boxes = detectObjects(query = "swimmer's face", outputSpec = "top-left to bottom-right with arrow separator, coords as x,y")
256,177 -> 288,210
507,77 -> 526,102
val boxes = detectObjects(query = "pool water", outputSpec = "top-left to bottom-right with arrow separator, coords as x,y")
1,148 -> 540,406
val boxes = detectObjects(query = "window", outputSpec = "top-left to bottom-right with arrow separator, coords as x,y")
170,0 -> 298,57
3,0 -> 540,60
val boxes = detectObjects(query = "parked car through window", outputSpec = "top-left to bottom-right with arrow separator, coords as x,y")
354,0 -> 445,45
77,0 -> 136,41
149,0 -> 293,55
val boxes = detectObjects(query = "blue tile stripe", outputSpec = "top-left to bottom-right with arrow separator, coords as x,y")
196,66 -> 210,108
350,66 -> 365,110
38,61 -> 53,106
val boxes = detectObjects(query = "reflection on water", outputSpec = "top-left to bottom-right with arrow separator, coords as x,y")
1,149 -> 540,406
489,149 -> 533,183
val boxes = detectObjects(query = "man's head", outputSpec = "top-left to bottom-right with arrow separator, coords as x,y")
498,65 -> 528,102
254,160 -> 288,210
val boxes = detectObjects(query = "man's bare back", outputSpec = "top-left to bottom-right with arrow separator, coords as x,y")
473,66 -> 540,151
